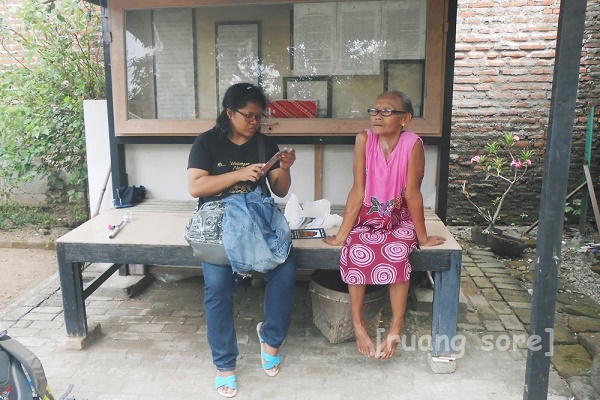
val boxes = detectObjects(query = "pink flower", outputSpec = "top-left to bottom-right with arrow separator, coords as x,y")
513,135 -> 520,142
470,156 -> 481,163
525,159 -> 532,166
510,160 -> 522,169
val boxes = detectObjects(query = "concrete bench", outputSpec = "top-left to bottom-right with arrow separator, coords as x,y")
56,200 -> 462,372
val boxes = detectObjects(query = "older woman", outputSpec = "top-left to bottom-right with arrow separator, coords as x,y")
324,91 -> 445,359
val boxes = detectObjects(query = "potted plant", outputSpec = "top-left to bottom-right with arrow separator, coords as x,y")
462,133 -> 534,254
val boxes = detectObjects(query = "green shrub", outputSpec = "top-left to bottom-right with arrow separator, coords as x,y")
0,0 -> 105,221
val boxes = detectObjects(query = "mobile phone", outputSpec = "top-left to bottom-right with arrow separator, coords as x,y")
260,148 -> 289,174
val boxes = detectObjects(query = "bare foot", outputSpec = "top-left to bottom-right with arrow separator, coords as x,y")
353,322 -> 376,357
375,333 -> 401,359
376,322 -> 404,359
216,370 -> 236,397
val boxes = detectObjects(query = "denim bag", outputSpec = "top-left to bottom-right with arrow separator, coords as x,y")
221,187 -> 292,274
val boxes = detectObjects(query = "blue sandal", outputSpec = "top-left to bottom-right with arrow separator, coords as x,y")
215,374 -> 237,398
256,322 -> 280,377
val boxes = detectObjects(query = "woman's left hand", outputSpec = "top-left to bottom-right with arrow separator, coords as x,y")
278,148 -> 296,169
419,235 -> 446,247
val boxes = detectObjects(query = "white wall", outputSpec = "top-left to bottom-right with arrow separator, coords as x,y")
84,100 -> 113,216
85,100 -> 439,212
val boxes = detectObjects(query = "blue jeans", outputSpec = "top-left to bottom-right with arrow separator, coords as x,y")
202,248 -> 297,372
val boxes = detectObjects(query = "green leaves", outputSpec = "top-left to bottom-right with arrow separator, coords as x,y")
0,0 -> 104,221
463,132 -> 535,231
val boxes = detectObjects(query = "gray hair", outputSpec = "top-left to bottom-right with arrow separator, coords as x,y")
379,91 -> 414,116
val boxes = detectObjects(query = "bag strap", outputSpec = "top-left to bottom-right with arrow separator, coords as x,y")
0,330 -> 54,399
257,134 -> 271,197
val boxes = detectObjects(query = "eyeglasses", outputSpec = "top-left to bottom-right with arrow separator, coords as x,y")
367,108 -> 408,117
234,109 -> 266,123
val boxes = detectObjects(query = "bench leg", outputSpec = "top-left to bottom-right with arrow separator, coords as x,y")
429,250 -> 462,373
57,243 -> 88,337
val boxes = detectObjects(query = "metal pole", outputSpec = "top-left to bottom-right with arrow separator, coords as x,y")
437,0 -> 458,224
523,1 -> 588,399
100,0 -> 128,203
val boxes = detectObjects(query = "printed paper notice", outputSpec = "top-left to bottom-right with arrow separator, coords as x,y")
381,0 -> 427,60
293,3 -> 337,76
216,23 -> 260,110
153,9 -> 196,119
335,2 -> 381,75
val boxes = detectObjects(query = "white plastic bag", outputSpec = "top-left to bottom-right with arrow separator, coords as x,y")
284,194 -> 343,230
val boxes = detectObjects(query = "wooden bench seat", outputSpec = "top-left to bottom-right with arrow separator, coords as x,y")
56,200 -> 462,371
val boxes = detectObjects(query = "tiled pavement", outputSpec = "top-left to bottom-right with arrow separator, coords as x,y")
1,242 -> 598,399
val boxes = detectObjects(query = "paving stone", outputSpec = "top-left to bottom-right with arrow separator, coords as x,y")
477,306 -> 499,320
457,322 -> 485,332
464,266 -> 485,277
507,301 -> 531,310
500,290 -> 531,303
552,323 -> 578,345
460,277 -> 482,297
480,288 -> 503,301
505,331 -> 533,350
483,268 -> 512,277
489,276 -> 519,284
557,292 -> 599,308
472,276 -> 494,289
477,262 -> 507,270
489,300 -> 513,315
20,313 -> 57,321
578,333 -> 600,358
512,308 -> 532,326
499,314 -> 525,331
494,281 -> 525,290
561,305 -> 600,319
467,293 -> 490,309
552,344 -> 593,378
592,358 -> 600,394
507,349 -> 526,361
482,320 -> 505,332
467,249 -> 496,257
566,376 -> 600,400
568,316 -> 600,334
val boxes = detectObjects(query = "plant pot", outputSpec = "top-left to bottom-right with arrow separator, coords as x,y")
487,233 -> 528,257
471,226 -> 503,246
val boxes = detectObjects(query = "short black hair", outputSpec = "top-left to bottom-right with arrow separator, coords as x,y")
215,83 -> 268,136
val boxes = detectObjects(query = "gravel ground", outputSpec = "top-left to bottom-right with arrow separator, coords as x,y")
448,224 -> 600,306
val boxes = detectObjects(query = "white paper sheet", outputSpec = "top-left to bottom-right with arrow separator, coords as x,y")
293,3 -> 337,76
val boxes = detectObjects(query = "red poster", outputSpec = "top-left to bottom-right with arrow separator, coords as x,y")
266,100 -> 318,118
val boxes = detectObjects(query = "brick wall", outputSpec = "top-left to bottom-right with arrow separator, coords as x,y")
448,0 -> 600,227
0,0 -> 25,67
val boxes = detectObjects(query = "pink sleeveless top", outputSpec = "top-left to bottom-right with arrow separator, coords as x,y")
339,129 -> 422,285
364,129 -> 421,204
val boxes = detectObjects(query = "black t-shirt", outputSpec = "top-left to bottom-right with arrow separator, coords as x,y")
187,127 -> 281,204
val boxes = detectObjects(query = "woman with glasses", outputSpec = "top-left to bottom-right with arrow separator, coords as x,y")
324,91 -> 445,359
187,83 -> 297,398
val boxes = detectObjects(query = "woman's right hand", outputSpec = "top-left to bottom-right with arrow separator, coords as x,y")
238,163 -> 265,183
323,235 -> 346,246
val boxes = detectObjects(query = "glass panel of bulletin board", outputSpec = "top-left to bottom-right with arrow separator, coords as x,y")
125,0 -> 427,122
